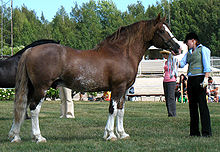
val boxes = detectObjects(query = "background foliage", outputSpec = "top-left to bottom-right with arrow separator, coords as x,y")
0,0 -> 219,56
0,88 -> 59,101
0,88 -> 15,100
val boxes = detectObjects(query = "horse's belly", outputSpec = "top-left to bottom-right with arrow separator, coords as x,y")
70,75 -> 107,92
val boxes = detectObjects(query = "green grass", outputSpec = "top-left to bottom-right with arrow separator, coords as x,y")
0,100 -> 220,152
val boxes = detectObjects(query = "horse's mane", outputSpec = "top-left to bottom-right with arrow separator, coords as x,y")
95,19 -> 155,50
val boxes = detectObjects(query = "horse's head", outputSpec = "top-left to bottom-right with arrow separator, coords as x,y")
151,14 -> 180,55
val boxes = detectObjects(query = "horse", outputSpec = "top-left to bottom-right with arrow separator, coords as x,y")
8,14 -> 180,143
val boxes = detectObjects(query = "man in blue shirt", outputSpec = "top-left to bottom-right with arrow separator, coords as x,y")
179,32 -> 212,137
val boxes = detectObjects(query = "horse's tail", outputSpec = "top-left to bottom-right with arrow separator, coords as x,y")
14,48 -> 31,123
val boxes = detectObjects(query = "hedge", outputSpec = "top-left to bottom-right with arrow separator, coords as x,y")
0,88 -> 59,101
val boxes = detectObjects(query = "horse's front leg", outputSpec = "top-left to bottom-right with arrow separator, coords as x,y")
30,99 -> 46,143
103,99 -> 118,141
116,104 -> 130,139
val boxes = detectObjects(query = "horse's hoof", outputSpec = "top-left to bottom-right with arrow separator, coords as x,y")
11,139 -> 21,143
36,138 -> 47,143
106,135 -> 117,141
8,131 -> 15,140
121,135 -> 130,140
8,134 -> 13,140
103,131 -> 108,140
110,137 -> 117,141
11,136 -> 21,143
32,135 -> 47,143
120,133 -> 130,140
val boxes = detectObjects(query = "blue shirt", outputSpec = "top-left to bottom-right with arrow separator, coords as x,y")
179,44 -> 211,76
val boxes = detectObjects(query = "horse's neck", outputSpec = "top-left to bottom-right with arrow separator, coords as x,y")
126,39 -> 151,67
100,21 -> 154,66
125,28 -> 153,65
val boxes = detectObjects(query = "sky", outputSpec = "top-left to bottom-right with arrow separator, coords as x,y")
12,0 -> 159,21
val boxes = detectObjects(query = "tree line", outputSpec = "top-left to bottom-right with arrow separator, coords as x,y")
0,0 -> 219,56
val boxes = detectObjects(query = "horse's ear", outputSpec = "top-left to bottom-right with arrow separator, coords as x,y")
161,16 -> 167,23
154,13 -> 163,30
154,13 -> 161,25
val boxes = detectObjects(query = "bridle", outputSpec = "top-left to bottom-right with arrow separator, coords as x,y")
155,30 -> 175,50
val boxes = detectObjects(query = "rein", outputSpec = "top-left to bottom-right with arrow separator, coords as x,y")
167,54 -> 179,79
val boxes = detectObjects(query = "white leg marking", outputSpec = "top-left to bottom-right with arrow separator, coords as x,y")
8,110 -> 25,142
31,99 -> 46,143
8,120 -> 22,142
116,108 -> 130,139
103,100 -> 118,141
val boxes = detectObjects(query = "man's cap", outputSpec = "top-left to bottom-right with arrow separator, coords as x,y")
184,32 -> 199,43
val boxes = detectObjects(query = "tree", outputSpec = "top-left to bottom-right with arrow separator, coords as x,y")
70,1 -> 102,49
13,6 -> 48,46
50,6 -> 75,47
171,0 -> 219,55
123,0 -> 146,24
97,0 -> 124,40
0,4 -> 12,47
145,1 -> 162,20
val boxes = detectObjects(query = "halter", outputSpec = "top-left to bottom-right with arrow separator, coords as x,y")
156,32 -> 174,49
156,24 -> 178,51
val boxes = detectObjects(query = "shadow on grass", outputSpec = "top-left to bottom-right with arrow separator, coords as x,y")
47,134 -> 98,142
0,117 -> 12,120
1,134 -> 98,144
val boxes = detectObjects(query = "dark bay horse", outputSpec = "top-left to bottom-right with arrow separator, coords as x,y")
9,14 -> 180,143
0,40 -> 60,118
0,39 -> 59,88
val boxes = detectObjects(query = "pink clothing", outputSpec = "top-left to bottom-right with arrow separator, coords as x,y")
163,61 -> 176,82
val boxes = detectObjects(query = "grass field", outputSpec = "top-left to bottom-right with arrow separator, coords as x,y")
0,100 -> 220,152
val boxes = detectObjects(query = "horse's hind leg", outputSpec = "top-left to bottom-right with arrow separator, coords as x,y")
29,89 -> 47,143
8,111 -> 26,142
8,89 -> 28,142
30,100 -> 46,143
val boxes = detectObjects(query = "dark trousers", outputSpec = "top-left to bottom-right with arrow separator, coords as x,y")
187,75 -> 212,136
163,81 -> 176,117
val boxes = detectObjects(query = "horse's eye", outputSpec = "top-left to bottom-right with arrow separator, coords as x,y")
160,30 -> 165,33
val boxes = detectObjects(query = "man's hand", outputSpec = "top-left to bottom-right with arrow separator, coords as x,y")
201,77 -> 208,88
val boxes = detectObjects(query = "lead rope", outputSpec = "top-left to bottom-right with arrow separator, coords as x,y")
167,53 -> 179,79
